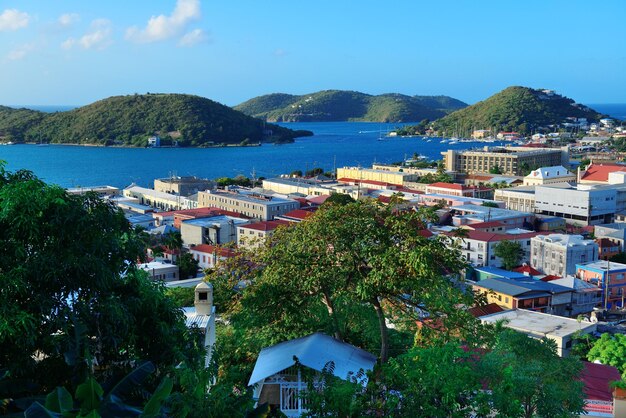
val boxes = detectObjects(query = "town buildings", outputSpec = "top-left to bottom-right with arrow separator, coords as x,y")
576,260 -> 626,309
154,175 -> 214,196
522,165 -> 575,186
197,188 -> 300,221
530,234 -> 599,277
441,146 -> 569,176
336,166 -> 419,185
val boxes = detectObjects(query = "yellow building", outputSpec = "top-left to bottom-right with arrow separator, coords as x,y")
336,167 -> 418,185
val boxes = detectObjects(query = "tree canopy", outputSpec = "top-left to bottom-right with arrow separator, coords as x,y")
494,240 -> 525,270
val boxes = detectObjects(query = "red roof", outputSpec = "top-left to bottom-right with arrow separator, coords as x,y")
337,177 -> 394,187
239,220 -> 290,232
580,362 -> 621,402
465,174 -> 495,181
450,230 -> 543,243
540,275 -> 561,282
417,229 -> 434,238
468,303 -> 504,318
394,186 -> 424,194
513,265 -> 543,276
280,208 -> 317,221
462,220 -> 506,230
581,163 -> 626,182
190,244 -> 236,257
428,182 -> 468,191
307,195 -> 329,205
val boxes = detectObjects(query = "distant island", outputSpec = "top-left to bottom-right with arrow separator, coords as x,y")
234,90 -> 468,122
0,93 -> 312,147
428,86 -> 604,137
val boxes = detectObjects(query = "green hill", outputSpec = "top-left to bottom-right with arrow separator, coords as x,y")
0,94 -> 310,146
432,86 -> 603,136
234,90 -> 467,122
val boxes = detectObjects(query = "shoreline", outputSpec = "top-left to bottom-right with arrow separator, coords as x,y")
20,141 -> 275,149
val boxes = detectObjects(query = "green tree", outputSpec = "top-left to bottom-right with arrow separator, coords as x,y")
0,166 -> 198,410
494,240 -> 525,270
588,333 -> 626,375
489,164 -> 503,175
323,193 -> 355,206
482,201 -> 499,208
482,329 -> 585,418
231,200 -> 475,363
178,252 -> 200,279
305,167 -> 324,177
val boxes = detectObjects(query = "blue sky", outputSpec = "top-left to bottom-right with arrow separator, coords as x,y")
1,0 -> 624,106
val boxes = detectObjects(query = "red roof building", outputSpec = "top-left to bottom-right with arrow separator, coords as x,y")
154,207 -> 249,228
579,163 -> 626,184
275,208 -> 318,223
580,362 -> 621,416
513,264 -> 543,277
467,303 -> 504,318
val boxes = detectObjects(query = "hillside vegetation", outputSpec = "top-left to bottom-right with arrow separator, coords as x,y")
235,90 -> 467,122
432,86 -> 603,136
0,94 -> 310,146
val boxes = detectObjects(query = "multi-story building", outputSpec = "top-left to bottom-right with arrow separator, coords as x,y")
594,223 -> 626,252
441,146 -> 569,176
530,234 -> 599,277
494,186 -> 537,213
450,204 -> 534,228
261,177 -> 335,196
443,229 -> 543,268
424,182 -> 492,199
237,220 -> 291,249
123,185 -> 186,211
154,176 -> 214,197
549,277 -> 603,316
522,166 -> 575,186
534,184 -> 616,225
336,167 -> 419,185
576,260 -> 626,309
197,188 -> 300,221
180,215 -> 251,247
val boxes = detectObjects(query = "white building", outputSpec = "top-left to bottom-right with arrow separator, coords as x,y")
479,309 -> 597,357
494,186 -> 537,213
198,188 -> 300,221
138,261 -> 179,282
522,166 -> 575,186
530,234 -> 599,277
443,229 -> 542,268
534,184 -> 617,226
189,244 -> 236,270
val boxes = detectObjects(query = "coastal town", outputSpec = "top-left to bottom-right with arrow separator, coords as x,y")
2,1 -> 626,416
54,118 -> 626,417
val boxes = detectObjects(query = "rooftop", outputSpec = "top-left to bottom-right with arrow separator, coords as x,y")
155,207 -> 249,219
248,333 -> 376,387
189,244 -> 236,257
473,277 -> 570,297
577,259 -> 626,272
238,219 -> 291,232
532,234 -> 597,247
525,165 -> 573,180
581,163 -> 626,182
480,309 -> 596,338
181,215 -> 250,228
202,188 -> 297,205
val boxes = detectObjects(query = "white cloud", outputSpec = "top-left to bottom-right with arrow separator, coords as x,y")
62,19 -> 112,51
126,0 -> 201,43
178,28 -> 208,47
58,13 -> 80,28
0,9 -> 30,32
6,43 -> 34,61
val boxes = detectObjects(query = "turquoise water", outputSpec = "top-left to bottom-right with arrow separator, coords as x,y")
0,122 -> 504,188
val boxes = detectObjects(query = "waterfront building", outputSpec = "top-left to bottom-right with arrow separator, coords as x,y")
154,175 -> 214,197
66,185 -> 120,197
197,187 -> 299,221
262,177 -> 335,196
522,166 -> 575,186
123,184 -> 186,211
530,234 -> 599,277
441,146 -> 568,176
336,167 -> 419,185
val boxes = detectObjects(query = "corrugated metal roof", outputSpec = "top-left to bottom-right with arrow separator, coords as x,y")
182,307 -> 211,329
248,333 -> 376,386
